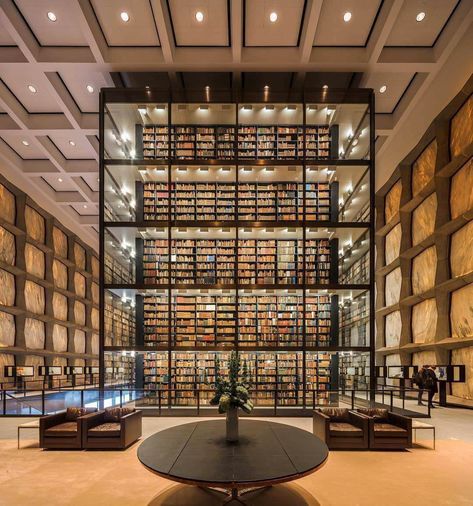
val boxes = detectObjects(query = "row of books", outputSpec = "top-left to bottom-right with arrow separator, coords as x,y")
142,351 -> 333,406
142,182 -> 332,222
139,125 -> 333,160
142,238 -> 331,285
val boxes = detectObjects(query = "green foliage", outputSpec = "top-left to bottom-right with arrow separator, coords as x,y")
210,351 -> 254,414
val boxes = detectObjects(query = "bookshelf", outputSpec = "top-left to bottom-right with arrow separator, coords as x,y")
101,91 -> 374,413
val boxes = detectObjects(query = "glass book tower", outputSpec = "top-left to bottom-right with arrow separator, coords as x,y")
100,86 -> 375,415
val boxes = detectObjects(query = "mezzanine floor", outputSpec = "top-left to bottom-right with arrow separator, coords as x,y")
0,407 -> 472,506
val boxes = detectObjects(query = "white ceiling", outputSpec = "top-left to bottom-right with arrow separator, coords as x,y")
0,0 -> 472,251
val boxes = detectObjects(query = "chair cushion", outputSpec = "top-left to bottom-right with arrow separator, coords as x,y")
374,423 -> 408,437
45,422 -> 78,437
65,407 -> 87,421
320,408 -> 350,423
103,407 -> 134,422
88,422 -> 121,438
358,408 -> 389,421
329,422 -> 363,437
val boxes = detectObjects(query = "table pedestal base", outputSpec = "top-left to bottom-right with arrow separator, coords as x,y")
202,485 -> 272,505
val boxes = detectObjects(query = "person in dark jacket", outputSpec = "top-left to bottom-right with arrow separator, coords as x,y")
412,365 -> 426,405
424,365 -> 438,408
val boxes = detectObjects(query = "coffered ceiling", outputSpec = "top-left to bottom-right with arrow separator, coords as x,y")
0,0 -> 472,250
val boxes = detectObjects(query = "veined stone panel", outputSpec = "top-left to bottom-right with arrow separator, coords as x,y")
0,184 -> 15,224
0,311 -> 15,347
74,301 -> 86,326
412,299 -> 437,343
52,292 -> 68,321
25,354 -> 44,388
385,223 -> 401,265
24,318 -> 45,349
385,311 -> 401,347
53,226 -> 67,258
74,243 -> 86,270
412,350 -> 437,367
52,259 -> 68,290
24,280 -> 45,314
0,226 -> 15,265
91,282 -> 99,304
0,269 -> 15,306
385,267 -> 402,306
450,94 -> 473,159
25,243 -> 45,279
385,353 -> 401,387
412,193 -> 437,246
91,308 -> 99,331
51,356 -> 67,388
385,180 -> 402,223
0,353 -> 14,382
450,283 -> 473,338
92,256 -> 99,279
412,246 -> 437,295
451,347 -> 473,400
25,206 -> 45,243
74,329 -> 86,354
450,158 -> 473,219
74,272 -> 86,298
412,140 -> 437,196
91,333 -> 99,355
451,220 -> 473,277
52,324 -> 68,352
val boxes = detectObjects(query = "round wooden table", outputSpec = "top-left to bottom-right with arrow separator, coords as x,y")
138,419 -> 329,504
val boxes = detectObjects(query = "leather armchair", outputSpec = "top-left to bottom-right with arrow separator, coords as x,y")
313,407 -> 369,450
82,408 -> 142,449
40,408 -> 97,449
357,408 -> 412,450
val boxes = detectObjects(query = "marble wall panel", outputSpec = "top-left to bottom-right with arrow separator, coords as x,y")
25,243 -> 45,279
385,223 -> 401,265
52,259 -> 68,290
385,267 -> 402,306
91,308 -> 99,331
451,220 -> 473,278
412,246 -> 437,295
25,206 -> 45,243
450,158 -> 473,219
0,226 -> 15,265
74,329 -> 86,354
412,351 -> 437,367
452,347 -> 473,400
385,180 -> 402,223
412,140 -> 437,196
0,269 -> 15,306
24,280 -> 45,314
24,318 -> 45,349
412,193 -> 437,246
385,311 -> 401,347
450,283 -> 473,338
52,324 -> 68,352
91,333 -> 99,355
450,94 -> 473,158
53,226 -> 67,258
24,354 -> 44,388
74,301 -> 85,326
0,184 -> 15,224
74,272 -> 86,298
0,311 -> 15,347
0,353 -> 14,382
74,243 -> 86,270
92,256 -> 99,279
52,292 -> 68,321
411,298 -> 437,344
91,282 -> 99,305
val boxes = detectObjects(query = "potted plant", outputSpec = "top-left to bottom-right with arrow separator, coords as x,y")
210,351 -> 254,443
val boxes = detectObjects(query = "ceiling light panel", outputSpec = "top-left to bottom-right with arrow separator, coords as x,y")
0,68 -> 62,113
167,0 -> 229,46
41,175 -> 77,192
385,0 -> 458,47
90,0 -> 160,46
58,70 -> 109,113
364,72 -> 415,113
14,0 -> 88,46
71,204 -> 99,217
245,0 -> 306,46
1,133 -> 46,159
48,133 -> 97,159
313,0 -> 382,46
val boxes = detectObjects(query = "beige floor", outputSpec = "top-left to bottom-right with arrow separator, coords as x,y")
1,414 -> 473,506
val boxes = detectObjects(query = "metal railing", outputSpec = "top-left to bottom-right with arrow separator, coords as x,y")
0,385 -> 430,417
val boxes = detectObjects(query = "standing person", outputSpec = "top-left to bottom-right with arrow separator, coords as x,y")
424,365 -> 438,409
412,366 -> 426,405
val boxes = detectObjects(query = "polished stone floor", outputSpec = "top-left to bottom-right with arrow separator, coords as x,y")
1,408 -> 473,505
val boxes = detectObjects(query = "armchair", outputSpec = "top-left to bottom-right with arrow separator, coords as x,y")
39,407 -> 96,449
357,408 -> 412,450
82,407 -> 142,449
313,407 -> 369,449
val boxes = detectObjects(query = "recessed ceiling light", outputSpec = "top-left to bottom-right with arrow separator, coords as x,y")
195,11 -> 204,22
416,12 -> 426,22
58,177 -> 63,182
83,204 -> 88,209
86,84 -> 94,93
47,11 -> 57,22
28,85 -> 37,93
343,12 -> 352,22
322,84 -> 328,90
22,140 -> 29,146
68,140 -> 76,146
269,12 -> 278,23
120,11 -> 129,22
379,85 -> 387,93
